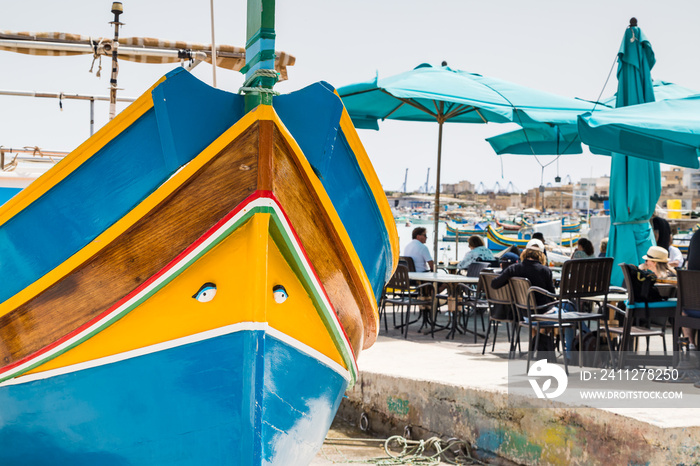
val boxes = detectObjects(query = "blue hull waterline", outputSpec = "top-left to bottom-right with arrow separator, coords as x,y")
0,327 -> 347,465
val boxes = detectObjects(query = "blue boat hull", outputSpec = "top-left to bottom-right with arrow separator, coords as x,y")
0,327 -> 346,465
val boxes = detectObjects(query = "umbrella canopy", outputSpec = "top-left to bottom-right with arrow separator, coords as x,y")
600,80 -> 698,106
487,125 -> 583,155
600,19 -> 659,286
489,80 -> 698,157
578,94 -> 700,168
338,63 -> 601,262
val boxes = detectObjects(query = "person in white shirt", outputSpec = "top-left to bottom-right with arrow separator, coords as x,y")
668,228 -> 684,268
669,244 -> 684,268
404,227 -> 434,272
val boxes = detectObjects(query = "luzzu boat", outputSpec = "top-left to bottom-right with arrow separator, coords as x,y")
442,221 -> 500,242
0,5 -> 397,465
486,224 -> 579,251
562,218 -> 582,233
495,219 -> 521,231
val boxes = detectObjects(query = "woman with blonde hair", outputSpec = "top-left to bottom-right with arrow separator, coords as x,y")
639,246 -> 676,279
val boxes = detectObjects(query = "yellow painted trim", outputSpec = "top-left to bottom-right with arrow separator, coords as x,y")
27,211 -> 347,374
0,76 -> 166,228
337,104 -> 399,273
0,106 -> 267,319
256,105 -> 380,332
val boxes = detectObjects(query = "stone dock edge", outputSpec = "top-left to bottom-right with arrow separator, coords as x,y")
340,371 -> 700,465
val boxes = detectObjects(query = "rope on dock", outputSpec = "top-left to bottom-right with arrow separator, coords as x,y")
322,435 -> 484,465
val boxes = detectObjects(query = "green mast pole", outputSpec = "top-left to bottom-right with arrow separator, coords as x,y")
242,0 -> 278,112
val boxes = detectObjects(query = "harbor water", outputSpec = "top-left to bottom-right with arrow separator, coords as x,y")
396,221 -> 465,264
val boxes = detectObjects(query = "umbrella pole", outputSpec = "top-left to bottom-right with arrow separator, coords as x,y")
433,121 -> 444,270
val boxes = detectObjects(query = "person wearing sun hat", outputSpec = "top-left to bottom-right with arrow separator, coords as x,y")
639,245 -> 676,279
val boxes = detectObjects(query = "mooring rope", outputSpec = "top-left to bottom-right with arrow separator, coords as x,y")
238,68 -> 280,95
322,435 -> 484,465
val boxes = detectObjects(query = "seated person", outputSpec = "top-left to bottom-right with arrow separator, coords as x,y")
457,235 -> 495,270
571,237 -> 595,259
639,246 -> 676,279
688,228 -> 700,271
639,245 -> 690,347
668,227 -> 684,268
492,239 -> 554,309
499,251 -> 520,270
404,227 -> 434,272
532,232 -> 548,260
492,238 -> 585,357
598,237 -> 608,258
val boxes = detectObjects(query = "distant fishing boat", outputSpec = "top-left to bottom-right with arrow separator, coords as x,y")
0,147 -> 66,204
562,218 -> 582,233
442,221 -> 501,242
522,216 -> 581,232
0,3 -> 397,465
445,221 -> 500,236
486,224 -> 579,251
495,218 -> 521,231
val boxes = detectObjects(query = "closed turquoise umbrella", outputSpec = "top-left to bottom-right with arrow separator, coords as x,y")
338,63 -> 600,263
604,18 -> 658,286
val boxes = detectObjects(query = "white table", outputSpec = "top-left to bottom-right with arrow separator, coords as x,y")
408,272 -> 481,338
408,272 -> 479,286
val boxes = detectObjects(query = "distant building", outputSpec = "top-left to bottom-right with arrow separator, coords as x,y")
682,168 -> 700,192
441,180 -> 475,195
572,177 -> 597,211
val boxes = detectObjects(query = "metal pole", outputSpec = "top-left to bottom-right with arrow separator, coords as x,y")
455,229 -> 459,261
433,120 -> 444,271
108,2 -> 124,121
209,0 -> 218,87
90,98 -> 95,135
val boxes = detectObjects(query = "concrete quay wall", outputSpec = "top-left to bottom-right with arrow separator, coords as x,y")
343,371 -> 700,465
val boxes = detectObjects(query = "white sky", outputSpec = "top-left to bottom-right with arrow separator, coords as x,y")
2,0 -> 700,192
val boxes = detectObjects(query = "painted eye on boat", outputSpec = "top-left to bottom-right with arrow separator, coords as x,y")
192,282 -> 217,302
273,285 -> 288,304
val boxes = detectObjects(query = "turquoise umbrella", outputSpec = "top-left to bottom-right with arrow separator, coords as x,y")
601,18 -> 659,286
578,94 -> 700,168
489,80 -> 697,157
487,125 -> 583,155
338,63 -> 600,263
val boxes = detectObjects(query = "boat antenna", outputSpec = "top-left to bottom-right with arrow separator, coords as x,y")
108,2 -> 124,121
209,0 -> 218,87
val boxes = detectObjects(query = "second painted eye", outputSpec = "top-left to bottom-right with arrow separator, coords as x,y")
193,282 -> 217,303
273,285 -> 288,304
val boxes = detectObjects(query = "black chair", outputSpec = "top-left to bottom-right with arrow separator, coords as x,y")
605,303 -> 666,366
529,258 -> 614,374
399,256 -> 416,272
453,262 -> 490,340
454,279 -> 489,342
509,277 -> 572,371
380,264 -> 433,338
464,261 -> 489,277
480,273 -> 517,357
618,263 -> 675,368
674,270 -> 700,362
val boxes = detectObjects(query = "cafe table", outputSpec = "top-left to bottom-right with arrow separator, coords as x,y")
408,272 -> 480,338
